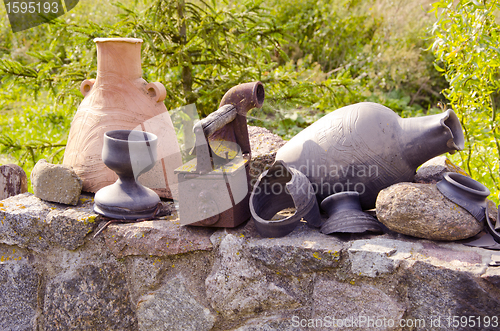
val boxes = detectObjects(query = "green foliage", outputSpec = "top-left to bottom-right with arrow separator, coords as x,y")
269,0 -> 379,72
248,57 -> 360,139
0,0 -> 361,162
0,94 -> 70,184
0,0 -> 452,189
268,0 -> 446,111
430,0 -> 500,202
247,0 -> 448,138
118,0 -> 288,116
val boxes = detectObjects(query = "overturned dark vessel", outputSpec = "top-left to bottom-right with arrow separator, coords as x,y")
276,102 -> 465,209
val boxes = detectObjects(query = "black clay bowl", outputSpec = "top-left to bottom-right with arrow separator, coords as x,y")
437,172 -> 490,222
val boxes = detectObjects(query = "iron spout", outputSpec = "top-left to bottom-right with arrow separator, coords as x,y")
219,81 -> 265,115
210,82 -> 265,156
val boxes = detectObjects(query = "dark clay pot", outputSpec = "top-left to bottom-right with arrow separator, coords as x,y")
437,172 -> 490,222
320,191 -> 382,234
250,160 -> 321,238
276,102 -> 465,209
94,130 -> 160,220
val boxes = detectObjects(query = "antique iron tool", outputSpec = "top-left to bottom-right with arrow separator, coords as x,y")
175,82 -> 265,227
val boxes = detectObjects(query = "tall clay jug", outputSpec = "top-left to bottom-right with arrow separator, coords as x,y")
276,102 -> 465,209
63,38 -> 182,198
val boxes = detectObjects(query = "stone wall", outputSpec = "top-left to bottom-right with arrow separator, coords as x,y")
1,192 -> 500,330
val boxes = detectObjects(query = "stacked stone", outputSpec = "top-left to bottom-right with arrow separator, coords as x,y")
0,130 -> 499,329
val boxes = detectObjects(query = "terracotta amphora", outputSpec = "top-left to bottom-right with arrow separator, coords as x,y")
276,102 -> 465,209
63,38 -> 182,198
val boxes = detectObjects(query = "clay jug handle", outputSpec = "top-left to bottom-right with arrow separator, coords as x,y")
80,79 -> 95,97
146,82 -> 166,103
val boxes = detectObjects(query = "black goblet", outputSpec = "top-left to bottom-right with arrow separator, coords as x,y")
94,130 -> 160,219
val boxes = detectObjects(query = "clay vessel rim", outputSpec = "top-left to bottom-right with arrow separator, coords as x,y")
105,130 -> 157,143
250,161 -> 321,237
441,109 -> 465,150
321,191 -> 359,202
443,172 -> 490,197
254,82 -> 265,108
94,37 -> 143,44
320,191 -> 361,210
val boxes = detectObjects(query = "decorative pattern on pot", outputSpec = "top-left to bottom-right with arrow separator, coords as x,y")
436,172 -> 490,223
250,160 -> 321,238
320,191 -> 383,234
93,130 -> 160,220
63,38 -> 182,199
275,102 -> 465,209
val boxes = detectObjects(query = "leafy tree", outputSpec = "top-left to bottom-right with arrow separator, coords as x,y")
430,0 -> 500,202
0,0 -> 356,170
0,0 -> 448,184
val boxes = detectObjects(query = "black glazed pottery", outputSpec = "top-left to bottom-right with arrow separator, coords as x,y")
250,160 -> 321,238
276,102 -> 465,209
463,201 -> 500,250
94,130 -> 160,220
320,191 -> 383,234
436,172 -> 490,223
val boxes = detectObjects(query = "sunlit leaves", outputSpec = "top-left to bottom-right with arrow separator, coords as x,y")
430,0 -> 500,202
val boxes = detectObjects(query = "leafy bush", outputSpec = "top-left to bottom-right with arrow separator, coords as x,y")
267,0 -> 446,111
0,0 -> 359,159
0,0 -> 449,187
430,0 -> 500,202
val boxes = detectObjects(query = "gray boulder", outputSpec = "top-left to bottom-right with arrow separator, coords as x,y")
414,156 -> 469,184
31,159 -> 82,205
376,182 -> 483,240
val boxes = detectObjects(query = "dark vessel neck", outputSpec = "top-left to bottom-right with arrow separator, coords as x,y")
400,109 -> 464,169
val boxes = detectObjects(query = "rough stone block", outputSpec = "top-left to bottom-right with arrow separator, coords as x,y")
45,207 -> 99,250
311,277 -> 405,330
248,225 -> 343,274
103,219 -> 214,258
137,276 -> 216,331
43,263 -> 137,330
482,267 -> 500,287
348,238 -> 416,277
206,234 -> 301,319
0,164 -> 28,200
232,314 -> 300,330
414,155 -> 469,184
376,182 -> 483,240
248,125 -> 286,185
0,193 -> 98,252
0,245 -> 39,331
31,159 -> 82,205
403,261 -> 500,325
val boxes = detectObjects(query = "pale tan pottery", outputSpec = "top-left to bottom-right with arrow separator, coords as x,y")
63,38 -> 182,198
